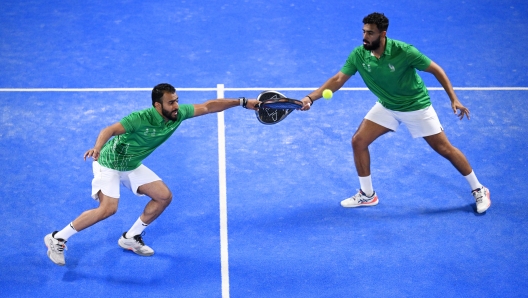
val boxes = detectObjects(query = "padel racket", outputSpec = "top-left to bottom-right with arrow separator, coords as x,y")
255,91 -> 302,125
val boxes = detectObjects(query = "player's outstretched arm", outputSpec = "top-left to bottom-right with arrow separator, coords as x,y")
424,61 -> 470,120
300,71 -> 351,111
84,122 -> 126,161
192,98 -> 259,117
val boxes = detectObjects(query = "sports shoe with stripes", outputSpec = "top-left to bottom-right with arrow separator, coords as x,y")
44,231 -> 67,266
341,189 -> 379,208
118,232 -> 154,256
472,186 -> 491,213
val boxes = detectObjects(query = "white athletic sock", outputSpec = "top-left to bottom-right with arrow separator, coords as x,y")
359,175 -> 374,197
464,170 -> 482,191
125,217 -> 149,238
54,222 -> 78,240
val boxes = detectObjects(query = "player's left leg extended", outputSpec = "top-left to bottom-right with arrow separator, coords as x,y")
424,132 -> 490,213
424,131 -> 471,175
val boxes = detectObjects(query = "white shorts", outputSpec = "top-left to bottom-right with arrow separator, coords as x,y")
91,161 -> 161,200
364,102 -> 443,138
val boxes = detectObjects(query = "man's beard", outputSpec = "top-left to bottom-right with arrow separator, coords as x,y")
363,35 -> 382,51
161,104 -> 178,121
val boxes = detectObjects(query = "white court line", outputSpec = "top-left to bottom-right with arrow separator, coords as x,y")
224,87 -> 528,91
0,88 -> 214,92
216,84 -> 230,298
1,87 -> 528,92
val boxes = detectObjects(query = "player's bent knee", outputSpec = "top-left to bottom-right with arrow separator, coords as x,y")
104,208 -> 118,218
97,197 -> 118,218
153,190 -> 172,206
162,193 -> 173,205
352,134 -> 369,149
94,205 -> 117,220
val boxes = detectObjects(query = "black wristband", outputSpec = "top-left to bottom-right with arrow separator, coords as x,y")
239,97 -> 248,109
306,95 -> 313,104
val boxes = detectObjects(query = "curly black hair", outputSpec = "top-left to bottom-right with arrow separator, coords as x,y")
363,12 -> 389,32
151,83 -> 176,106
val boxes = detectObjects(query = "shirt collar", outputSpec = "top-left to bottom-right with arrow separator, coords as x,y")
369,37 -> 393,57
149,106 -> 165,125
384,37 -> 393,56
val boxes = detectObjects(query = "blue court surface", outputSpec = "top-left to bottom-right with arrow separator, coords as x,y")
1,1 -> 528,297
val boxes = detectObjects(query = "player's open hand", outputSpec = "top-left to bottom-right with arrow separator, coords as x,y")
84,148 -> 101,161
452,101 -> 470,120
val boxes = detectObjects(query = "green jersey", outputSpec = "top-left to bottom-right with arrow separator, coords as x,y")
98,104 -> 195,171
341,38 -> 432,112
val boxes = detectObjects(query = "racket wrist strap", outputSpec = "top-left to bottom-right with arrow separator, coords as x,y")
306,95 -> 314,104
239,97 -> 248,108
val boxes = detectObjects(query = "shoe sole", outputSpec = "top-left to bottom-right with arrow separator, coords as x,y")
341,199 -> 379,208
44,235 -> 65,266
341,203 -> 379,208
118,239 -> 154,257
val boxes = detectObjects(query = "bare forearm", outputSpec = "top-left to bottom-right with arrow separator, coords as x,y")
308,77 -> 345,101
93,127 -> 115,150
426,61 -> 457,103
84,122 -> 126,161
203,99 -> 240,113
432,70 -> 457,102
193,98 -> 259,117
301,72 -> 350,107
84,128 -> 115,161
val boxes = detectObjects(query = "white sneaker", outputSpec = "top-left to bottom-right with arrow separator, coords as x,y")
472,186 -> 491,213
341,190 -> 379,208
44,231 -> 67,266
118,232 -> 154,256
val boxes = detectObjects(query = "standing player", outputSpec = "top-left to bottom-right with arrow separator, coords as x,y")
44,83 -> 258,266
300,12 -> 490,213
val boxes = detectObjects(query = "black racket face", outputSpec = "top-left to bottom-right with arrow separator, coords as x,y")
261,99 -> 302,110
257,90 -> 287,102
255,91 -> 293,125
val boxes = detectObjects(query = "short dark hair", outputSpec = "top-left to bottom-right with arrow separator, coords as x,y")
151,83 -> 176,106
363,12 -> 389,32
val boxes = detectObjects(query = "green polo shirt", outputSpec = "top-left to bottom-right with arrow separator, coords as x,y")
341,38 -> 432,111
98,104 -> 195,171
